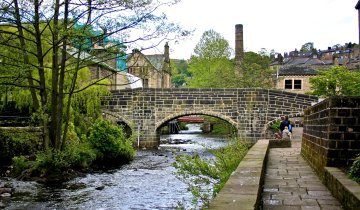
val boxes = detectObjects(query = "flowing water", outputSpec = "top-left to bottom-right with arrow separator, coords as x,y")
1,124 -> 228,210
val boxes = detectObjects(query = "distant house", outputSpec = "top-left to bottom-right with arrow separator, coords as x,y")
67,46 -> 142,91
271,44 -> 360,93
70,23 -> 142,90
126,43 -> 172,88
276,65 -> 319,94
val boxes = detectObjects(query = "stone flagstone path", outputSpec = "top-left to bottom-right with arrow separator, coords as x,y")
261,127 -> 343,210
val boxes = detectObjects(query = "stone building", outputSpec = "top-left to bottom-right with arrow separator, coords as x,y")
67,45 -> 141,91
126,43 -> 172,88
270,2 -> 360,94
271,44 -> 360,94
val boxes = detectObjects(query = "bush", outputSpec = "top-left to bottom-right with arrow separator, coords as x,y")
349,155 -> 360,183
12,155 -> 32,176
179,122 -> 189,130
0,128 -> 42,166
173,138 -> 249,208
88,119 -> 135,165
11,140 -> 96,179
270,121 -> 281,132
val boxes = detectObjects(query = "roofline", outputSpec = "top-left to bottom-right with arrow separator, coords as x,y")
127,51 -> 160,72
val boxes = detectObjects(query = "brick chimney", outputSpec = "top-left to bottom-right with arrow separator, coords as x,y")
164,42 -> 170,63
235,24 -> 244,62
235,24 -> 244,75
356,1 -> 360,47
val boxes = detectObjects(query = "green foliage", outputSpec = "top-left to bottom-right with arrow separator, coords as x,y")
173,138 -> 249,208
187,29 -> 273,89
171,74 -> 187,87
349,155 -> 360,183
0,128 -> 42,165
270,121 -> 281,132
11,140 -> 97,178
300,42 -> 315,53
71,78 -> 110,135
171,59 -> 190,87
203,117 -> 235,135
211,123 -> 235,135
238,52 -> 274,88
187,56 -> 236,88
88,118 -> 135,164
309,66 -> 360,97
187,29 -> 238,88
179,122 -> 189,130
12,156 -> 32,176
193,29 -> 232,59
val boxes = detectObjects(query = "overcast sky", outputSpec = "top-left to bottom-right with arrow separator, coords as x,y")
148,0 -> 358,60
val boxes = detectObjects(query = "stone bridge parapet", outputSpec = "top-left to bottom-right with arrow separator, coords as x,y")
101,88 -> 318,148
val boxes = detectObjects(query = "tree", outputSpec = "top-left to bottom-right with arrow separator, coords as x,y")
300,42 -> 315,52
237,51 -> 274,88
186,29 -> 237,88
309,66 -> 360,97
193,29 -> 232,59
171,59 -> 190,87
187,30 -> 274,89
0,0 -> 188,151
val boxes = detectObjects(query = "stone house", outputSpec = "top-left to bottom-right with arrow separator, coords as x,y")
126,43 -> 172,88
275,65 -> 318,94
67,46 -> 141,91
272,1 -> 360,94
272,44 -> 360,94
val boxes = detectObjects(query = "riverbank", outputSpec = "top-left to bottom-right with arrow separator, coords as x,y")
0,125 -> 228,209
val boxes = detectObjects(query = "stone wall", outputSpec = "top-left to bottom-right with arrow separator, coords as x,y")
301,97 -> 360,178
101,88 -> 317,148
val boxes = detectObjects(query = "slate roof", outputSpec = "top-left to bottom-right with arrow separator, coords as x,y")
305,58 -> 325,65
278,66 -> 318,76
323,60 -> 333,65
286,57 -> 310,65
67,46 -> 118,72
145,54 -> 165,71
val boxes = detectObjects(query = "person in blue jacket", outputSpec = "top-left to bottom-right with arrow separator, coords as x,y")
280,115 -> 292,134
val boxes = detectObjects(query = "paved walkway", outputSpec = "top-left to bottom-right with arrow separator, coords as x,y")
261,127 -> 344,210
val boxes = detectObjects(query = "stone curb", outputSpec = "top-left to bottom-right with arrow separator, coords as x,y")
208,140 -> 269,210
324,167 -> 360,210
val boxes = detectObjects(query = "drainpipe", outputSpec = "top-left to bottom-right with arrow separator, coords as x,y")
137,124 -> 140,148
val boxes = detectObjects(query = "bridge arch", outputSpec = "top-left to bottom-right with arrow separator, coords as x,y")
102,110 -> 135,134
155,110 -> 238,132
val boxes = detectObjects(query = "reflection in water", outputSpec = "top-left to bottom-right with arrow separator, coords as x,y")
1,124 -> 228,210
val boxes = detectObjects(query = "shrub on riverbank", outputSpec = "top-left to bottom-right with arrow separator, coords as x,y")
9,119 -> 135,181
11,139 -> 97,181
0,128 -> 42,167
173,138 -> 249,208
88,119 -> 135,166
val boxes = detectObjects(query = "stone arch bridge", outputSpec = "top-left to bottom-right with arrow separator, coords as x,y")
101,88 -> 318,148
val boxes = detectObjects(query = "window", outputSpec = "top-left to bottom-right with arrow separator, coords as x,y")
143,79 -> 149,88
294,80 -> 302,89
285,80 -> 292,89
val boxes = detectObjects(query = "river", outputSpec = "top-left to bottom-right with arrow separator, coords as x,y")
1,124 -> 228,210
